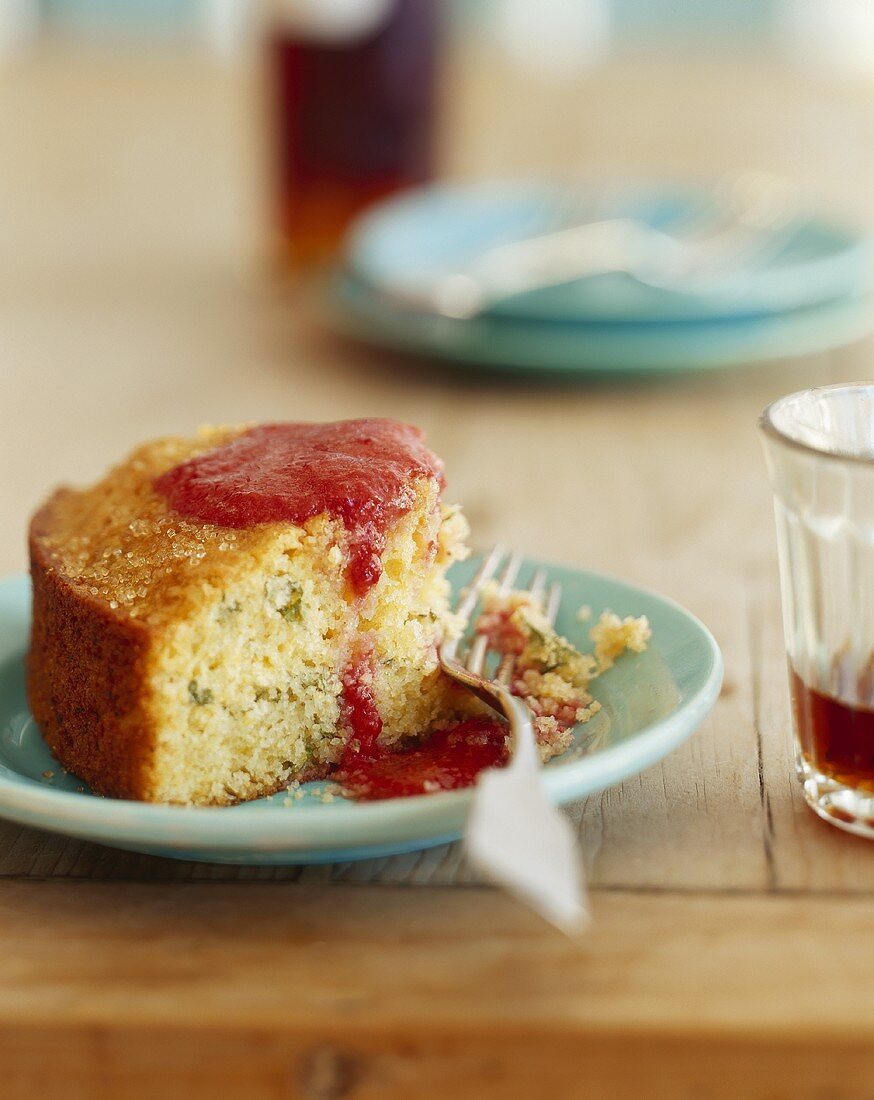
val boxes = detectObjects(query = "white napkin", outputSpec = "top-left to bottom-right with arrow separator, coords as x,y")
465,764 -> 589,935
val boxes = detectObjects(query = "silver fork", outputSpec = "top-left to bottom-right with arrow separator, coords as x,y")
439,546 -> 588,934
385,170 -> 802,319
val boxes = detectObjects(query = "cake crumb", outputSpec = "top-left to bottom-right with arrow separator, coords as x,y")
474,586 -> 650,763
590,611 -> 651,672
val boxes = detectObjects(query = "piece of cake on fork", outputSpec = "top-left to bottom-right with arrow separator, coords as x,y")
28,420 -> 470,805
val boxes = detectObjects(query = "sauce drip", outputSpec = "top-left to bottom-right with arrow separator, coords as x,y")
154,420 -> 443,595
336,716 -> 509,801
340,654 -> 383,757
337,657 -> 507,800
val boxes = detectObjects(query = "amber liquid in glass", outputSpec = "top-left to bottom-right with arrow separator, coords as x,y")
268,0 -> 438,267
790,667 -> 874,790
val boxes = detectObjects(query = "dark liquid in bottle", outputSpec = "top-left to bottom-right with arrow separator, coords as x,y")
790,667 -> 874,789
268,0 -> 438,266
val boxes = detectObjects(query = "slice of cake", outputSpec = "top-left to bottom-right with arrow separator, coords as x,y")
28,420 -> 470,805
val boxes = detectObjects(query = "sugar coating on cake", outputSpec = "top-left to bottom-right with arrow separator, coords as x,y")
28,421 -> 470,805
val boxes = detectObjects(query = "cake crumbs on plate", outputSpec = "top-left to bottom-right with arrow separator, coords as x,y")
299,783 -> 342,805
590,610 -> 651,672
474,582 -> 650,763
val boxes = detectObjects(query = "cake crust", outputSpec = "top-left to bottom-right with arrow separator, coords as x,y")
29,495 -> 156,800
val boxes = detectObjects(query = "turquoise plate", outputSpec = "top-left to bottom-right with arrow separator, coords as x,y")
0,559 -> 722,864
346,181 -> 872,324
331,272 -> 874,378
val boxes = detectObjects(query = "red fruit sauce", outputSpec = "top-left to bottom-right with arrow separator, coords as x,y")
154,420 -> 444,595
336,654 -> 508,800
340,654 -> 384,758
336,716 -> 509,801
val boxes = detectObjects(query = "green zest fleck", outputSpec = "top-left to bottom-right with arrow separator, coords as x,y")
279,584 -> 303,622
218,599 -> 241,623
188,680 -> 214,705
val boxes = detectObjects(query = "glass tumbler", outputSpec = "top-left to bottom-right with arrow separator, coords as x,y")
761,383 -> 874,837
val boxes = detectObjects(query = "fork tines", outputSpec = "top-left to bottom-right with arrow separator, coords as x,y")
453,547 -> 562,681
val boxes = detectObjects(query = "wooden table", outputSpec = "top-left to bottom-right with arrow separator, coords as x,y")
4,44 -> 874,1098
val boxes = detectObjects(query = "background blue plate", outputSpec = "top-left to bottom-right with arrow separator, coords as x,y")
331,272 -> 873,377
0,559 -> 722,864
345,180 -> 872,324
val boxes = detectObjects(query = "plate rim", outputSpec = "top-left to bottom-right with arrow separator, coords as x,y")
0,561 -> 723,853
330,270 -> 874,376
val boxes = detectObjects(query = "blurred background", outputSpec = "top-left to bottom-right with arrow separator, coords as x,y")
3,0 -> 874,573
6,0 -> 874,267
